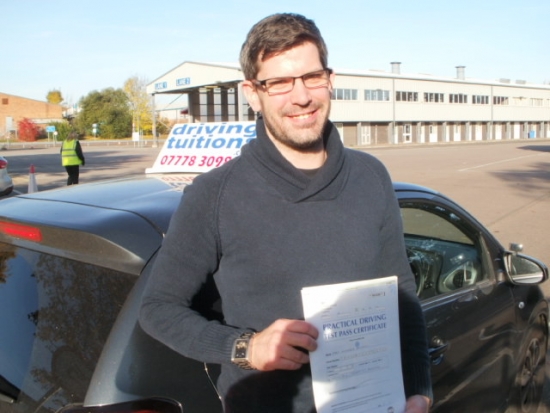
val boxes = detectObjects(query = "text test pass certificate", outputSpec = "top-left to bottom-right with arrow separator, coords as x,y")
301,276 -> 405,413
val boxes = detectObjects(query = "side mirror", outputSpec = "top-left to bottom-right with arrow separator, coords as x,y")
509,243 -> 524,253
504,252 -> 548,285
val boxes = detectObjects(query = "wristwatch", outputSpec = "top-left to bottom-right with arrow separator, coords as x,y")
231,332 -> 256,370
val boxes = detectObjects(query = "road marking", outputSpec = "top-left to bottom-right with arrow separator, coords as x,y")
458,153 -> 544,172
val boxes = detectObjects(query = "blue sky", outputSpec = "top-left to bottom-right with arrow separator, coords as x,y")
1,0 -> 548,104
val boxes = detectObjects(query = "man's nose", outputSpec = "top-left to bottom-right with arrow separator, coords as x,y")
289,78 -> 313,105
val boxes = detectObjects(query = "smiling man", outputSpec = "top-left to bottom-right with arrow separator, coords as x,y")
140,13 -> 432,413
244,41 -> 332,168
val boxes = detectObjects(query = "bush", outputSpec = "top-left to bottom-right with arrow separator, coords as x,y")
18,118 -> 40,142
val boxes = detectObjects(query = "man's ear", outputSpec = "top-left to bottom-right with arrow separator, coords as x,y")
242,80 -> 262,112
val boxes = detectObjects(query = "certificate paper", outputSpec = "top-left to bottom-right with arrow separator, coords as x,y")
301,276 -> 405,413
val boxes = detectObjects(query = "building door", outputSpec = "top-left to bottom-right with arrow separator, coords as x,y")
453,124 -> 461,142
403,124 -> 412,143
474,124 -> 483,141
334,123 -> 344,142
494,124 -> 502,140
429,125 -> 438,143
513,123 -> 521,139
360,125 -> 371,145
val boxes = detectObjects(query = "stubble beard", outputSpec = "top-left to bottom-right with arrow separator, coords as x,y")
263,100 -> 331,152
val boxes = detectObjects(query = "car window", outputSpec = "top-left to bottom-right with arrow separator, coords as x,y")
0,243 -> 135,413
400,202 -> 487,300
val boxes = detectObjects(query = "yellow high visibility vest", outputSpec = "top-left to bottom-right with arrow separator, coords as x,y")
61,139 -> 82,166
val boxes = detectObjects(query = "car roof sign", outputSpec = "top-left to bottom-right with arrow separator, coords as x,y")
146,121 -> 256,174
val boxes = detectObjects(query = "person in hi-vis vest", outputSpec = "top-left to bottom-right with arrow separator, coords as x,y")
61,131 -> 85,185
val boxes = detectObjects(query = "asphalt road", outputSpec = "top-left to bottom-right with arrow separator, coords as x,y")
2,138 -> 550,411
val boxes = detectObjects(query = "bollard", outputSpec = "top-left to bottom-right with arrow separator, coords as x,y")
28,164 -> 38,193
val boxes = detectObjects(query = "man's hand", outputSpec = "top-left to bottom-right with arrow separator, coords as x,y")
248,319 -> 318,371
405,395 -> 431,413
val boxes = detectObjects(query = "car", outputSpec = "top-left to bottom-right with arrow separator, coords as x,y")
0,120 -> 548,413
0,156 -> 13,196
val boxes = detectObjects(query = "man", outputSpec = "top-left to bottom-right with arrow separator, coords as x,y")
140,13 -> 432,412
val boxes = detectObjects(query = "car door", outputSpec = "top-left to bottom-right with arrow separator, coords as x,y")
400,198 -> 517,412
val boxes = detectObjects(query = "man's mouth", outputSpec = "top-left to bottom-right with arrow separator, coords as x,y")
288,111 -> 315,120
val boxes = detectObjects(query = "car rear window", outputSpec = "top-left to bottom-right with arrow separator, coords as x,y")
0,243 -> 135,413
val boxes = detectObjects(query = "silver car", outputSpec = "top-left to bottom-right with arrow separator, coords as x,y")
0,156 -> 13,196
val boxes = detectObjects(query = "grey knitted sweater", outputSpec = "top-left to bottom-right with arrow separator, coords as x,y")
140,118 -> 432,412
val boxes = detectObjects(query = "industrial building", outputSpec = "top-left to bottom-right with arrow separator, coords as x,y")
0,92 -> 63,138
146,61 -> 550,147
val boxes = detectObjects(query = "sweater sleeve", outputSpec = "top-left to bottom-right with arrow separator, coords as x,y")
375,164 -> 433,401
139,169 -> 244,365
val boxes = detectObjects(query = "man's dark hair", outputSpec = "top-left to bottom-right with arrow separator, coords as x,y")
240,13 -> 328,80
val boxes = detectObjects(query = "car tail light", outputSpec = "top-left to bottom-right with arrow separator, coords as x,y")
0,221 -> 42,242
59,398 -> 182,413
0,159 -> 7,169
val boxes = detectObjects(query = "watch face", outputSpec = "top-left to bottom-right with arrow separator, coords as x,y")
234,339 -> 249,359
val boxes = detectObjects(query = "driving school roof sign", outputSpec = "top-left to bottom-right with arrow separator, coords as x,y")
146,121 -> 256,174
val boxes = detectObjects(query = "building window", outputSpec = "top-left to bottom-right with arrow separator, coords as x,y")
472,95 -> 489,104
195,87 -> 240,122
332,88 -> 358,100
493,96 -> 509,105
449,93 -> 468,104
512,97 -> 527,105
1,98 -> 8,105
365,89 -> 390,101
531,98 -> 543,107
396,91 -> 418,102
424,93 -> 444,103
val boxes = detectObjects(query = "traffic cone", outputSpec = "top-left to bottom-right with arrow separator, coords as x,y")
28,164 -> 38,193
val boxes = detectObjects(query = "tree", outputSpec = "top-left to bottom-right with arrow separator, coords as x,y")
155,116 -> 172,136
18,118 -> 40,141
75,88 -> 132,139
48,120 -> 72,141
123,76 -> 152,135
46,90 -> 64,104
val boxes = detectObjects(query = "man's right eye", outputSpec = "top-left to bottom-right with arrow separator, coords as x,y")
268,78 -> 291,88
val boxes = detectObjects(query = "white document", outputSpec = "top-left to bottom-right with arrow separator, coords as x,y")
301,276 -> 405,413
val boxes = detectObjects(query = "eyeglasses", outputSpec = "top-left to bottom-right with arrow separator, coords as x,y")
253,68 -> 333,96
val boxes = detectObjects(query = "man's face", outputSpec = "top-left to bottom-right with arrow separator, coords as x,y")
243,42 -> 334,151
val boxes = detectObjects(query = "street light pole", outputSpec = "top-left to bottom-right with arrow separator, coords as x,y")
151,93 -> 157,148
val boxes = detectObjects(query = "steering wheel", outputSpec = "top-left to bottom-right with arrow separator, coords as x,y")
439,259 -> 479,293
407,249 -> 426,296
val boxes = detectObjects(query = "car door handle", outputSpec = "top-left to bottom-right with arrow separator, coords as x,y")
429,337 -> 449,365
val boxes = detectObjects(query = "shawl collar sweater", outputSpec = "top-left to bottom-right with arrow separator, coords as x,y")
140,117 -> 432,412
